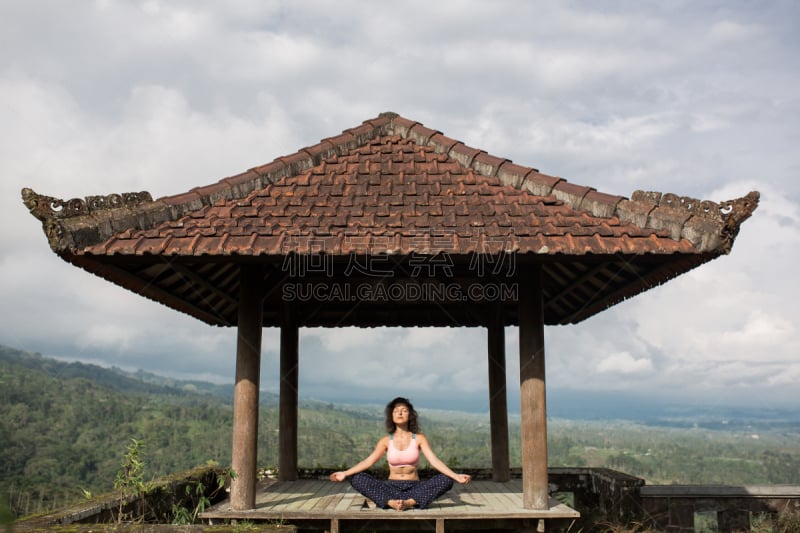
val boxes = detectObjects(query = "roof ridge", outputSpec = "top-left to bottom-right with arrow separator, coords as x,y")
383,114 -> 759,254
21,112 -> 759,254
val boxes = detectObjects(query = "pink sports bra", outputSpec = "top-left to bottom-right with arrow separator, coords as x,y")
386,433 -> 420,467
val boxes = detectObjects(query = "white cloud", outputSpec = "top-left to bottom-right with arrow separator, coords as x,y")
709,19 -> 763,43
403,328 -> 458,349
79,324 -> 136,352
1,0 -> 797,412
304,327 -> 387,353
767,364 -> 800,387
596,353 -> 654,376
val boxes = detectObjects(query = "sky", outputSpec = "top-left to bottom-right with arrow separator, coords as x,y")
1,1 -> 798,414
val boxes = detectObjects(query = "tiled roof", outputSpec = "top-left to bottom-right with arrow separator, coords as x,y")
23,112 -> 758,259
21,112 -> 759,327
91,134 -> 696,258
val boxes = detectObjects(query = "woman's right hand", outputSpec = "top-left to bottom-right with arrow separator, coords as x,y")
329,471 -> 347,482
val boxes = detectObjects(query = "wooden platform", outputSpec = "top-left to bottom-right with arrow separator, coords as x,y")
200,478 -> 579,532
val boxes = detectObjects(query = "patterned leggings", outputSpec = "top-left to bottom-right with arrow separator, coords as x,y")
350,472 -> 454,509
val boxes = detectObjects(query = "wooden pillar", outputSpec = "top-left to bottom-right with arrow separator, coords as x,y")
278,311 -> 299,481
230,265 -> 264,510
518,266 -> 549,509
487,303 -> 510,482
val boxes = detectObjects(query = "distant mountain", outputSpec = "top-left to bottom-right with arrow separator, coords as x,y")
116,367 -> 236,401
0,344 -> 276,405
547,388 -> 800,430
3,343 -> 797,429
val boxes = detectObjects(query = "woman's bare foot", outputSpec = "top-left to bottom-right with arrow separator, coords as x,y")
403,499 -> 416,509
387,499 -> 404,511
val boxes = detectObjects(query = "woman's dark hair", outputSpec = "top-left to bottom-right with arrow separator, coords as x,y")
384,397 -> 419,434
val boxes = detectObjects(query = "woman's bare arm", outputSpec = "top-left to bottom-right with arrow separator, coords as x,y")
329,436 -> 389,482
417,434 -> 471,484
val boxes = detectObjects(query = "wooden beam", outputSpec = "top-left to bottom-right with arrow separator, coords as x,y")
548,261 -> 624,322
518,266 -> 549,509
170,262 -> 238,308
67,257 -> 229,325
279,307 -> 299,481
564,256 -> 709,324
230,265 -> 265,510
487,303 -> 510,482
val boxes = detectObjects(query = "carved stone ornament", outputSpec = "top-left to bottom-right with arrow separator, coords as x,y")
21,188 -> 153,222
719,190 -> 760,252
631,189 -> 759,225
631,189 -> 760,252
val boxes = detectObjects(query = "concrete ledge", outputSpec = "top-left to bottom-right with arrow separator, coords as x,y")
641,485 -> 800,498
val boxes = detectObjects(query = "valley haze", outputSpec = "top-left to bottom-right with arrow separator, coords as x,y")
28,345 -> 800,431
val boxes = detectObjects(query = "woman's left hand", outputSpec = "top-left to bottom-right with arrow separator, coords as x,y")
455,474 -> 471,484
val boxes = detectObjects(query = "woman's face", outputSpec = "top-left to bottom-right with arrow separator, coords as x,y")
392,404 -> 410,425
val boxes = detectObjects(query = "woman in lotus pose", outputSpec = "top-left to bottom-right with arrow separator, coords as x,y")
329,397 -> 471,511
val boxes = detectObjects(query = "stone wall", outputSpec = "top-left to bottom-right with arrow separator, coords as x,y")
640,484 -> 800,532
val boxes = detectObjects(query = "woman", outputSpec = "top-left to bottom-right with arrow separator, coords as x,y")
329,397 -> 472,511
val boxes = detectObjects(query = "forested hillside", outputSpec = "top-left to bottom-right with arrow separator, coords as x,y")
0,346 -> 238,515
2,345 -> 799,518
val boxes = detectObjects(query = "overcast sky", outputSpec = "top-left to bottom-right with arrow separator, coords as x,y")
2,1 -> 798,414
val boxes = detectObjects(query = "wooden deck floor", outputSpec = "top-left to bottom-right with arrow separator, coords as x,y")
200,479 -> 579,532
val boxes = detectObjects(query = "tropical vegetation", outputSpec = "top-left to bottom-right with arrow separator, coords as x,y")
2,344 -> 798,519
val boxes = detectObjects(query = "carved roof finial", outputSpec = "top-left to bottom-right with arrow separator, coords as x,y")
720,190 -> 760,252
21,187 -> 153,222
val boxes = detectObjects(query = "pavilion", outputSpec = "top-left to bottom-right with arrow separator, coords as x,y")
22,112 -> 758,515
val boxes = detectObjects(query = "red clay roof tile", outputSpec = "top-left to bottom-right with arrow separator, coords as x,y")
520,171 -> 562,196
23,113 -> 758,267
428,133 -> 460,154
